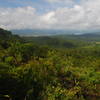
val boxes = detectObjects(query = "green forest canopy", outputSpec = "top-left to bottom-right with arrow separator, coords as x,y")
0,28 -> 100,100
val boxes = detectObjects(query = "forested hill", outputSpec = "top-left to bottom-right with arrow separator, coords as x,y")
0,28 -> 12,39
0,28 -> 76,49
0,28 -> 22,49
0,28 -> 21,41
0,28 -> 100,100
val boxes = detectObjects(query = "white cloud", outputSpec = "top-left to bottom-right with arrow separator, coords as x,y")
0,0 -> 100,31
0,7 -> 37,29
41,12 -> 57,24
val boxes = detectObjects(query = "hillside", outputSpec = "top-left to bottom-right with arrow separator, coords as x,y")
0,28 -> 100,100
0,28 -> 12,39
0,28 -> 22,49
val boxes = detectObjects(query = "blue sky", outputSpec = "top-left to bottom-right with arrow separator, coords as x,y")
0,0 -> 100,32
0,0 -> 80,7
0,0 -> 47,7
0,0 -> 80,13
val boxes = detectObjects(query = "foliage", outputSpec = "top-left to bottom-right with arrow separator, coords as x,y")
0,28 -> 100,100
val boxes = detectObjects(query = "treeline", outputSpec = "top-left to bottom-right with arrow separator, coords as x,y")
0,28 -> 100,100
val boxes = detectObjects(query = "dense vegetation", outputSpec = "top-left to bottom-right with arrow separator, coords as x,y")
0,28 -> 100,100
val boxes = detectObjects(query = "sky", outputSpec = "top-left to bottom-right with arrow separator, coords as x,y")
0,0 -> 100,32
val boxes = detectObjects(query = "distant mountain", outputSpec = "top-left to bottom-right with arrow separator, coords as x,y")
78,33 -> 100,37
12,29 -> 100,37
12,29 -> 80,36
54,33 -> 100,42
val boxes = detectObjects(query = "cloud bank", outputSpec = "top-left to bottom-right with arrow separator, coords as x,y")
0,0 -> 100,31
